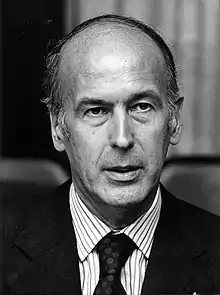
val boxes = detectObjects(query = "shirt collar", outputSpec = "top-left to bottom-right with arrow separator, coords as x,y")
69,183 -> 161,261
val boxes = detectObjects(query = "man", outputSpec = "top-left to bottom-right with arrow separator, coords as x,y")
2,14 -> 220,294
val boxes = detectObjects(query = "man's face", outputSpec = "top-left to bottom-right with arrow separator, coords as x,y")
53,27 -> 181,208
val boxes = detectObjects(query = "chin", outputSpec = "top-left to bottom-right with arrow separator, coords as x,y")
104,197 -> 136,208
98,185 -> 150,207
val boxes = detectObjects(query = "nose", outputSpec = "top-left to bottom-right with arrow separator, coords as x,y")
109,107 -> 134,150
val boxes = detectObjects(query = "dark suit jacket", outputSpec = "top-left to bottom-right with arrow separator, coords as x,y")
2,179 -> 220,294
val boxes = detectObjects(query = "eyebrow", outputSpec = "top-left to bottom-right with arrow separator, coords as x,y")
74,90 -> 162,113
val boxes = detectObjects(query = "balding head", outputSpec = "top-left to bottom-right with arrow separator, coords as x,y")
60,21 -> 164,75
43,14 -> 179,125
60,23 -> 167,102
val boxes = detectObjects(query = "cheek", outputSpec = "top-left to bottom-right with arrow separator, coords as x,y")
138,117 -> 170,162
140,120 -> 168,145
152,114 -> 170,144
67,123 -> 106,169
155,126 -> 170,148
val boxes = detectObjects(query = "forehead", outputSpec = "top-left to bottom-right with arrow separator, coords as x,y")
59,23 -> 167,94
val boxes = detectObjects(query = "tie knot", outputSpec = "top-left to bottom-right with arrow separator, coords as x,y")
97,233 -> 135,276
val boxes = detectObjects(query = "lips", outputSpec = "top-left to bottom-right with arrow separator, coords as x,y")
105,166 -> 141,172
104,165 -> 143,183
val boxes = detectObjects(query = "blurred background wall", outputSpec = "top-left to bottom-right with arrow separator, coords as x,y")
2,0 -> 65,166
1,0 -> 220,171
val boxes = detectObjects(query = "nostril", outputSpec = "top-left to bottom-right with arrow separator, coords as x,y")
111,138 -> 134,150
111,129 -> 134,149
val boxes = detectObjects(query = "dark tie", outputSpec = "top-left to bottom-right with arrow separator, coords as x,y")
93,233 -> 136,295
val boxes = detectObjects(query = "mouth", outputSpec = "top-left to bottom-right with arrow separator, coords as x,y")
104,166 -> 143,184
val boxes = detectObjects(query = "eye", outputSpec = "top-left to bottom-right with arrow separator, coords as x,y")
85,107 -> 108,117
130,102 -> 153,113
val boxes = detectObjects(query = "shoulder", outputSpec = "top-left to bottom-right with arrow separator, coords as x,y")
1,180 -> 72,269
161,183 -> 220,244
1,179 -> 76,293
2,179 -> 72,244
161,183 -> 220,221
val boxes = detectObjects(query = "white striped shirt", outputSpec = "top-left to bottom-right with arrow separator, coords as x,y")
69,183 -> 161,295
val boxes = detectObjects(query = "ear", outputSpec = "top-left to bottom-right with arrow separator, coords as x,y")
169,96 -> 184,146
50,113 -> 65,152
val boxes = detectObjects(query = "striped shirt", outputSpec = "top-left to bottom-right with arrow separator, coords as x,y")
69,183 -> 161,295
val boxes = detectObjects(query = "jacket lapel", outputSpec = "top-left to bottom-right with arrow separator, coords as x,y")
13,179 -> 82,295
